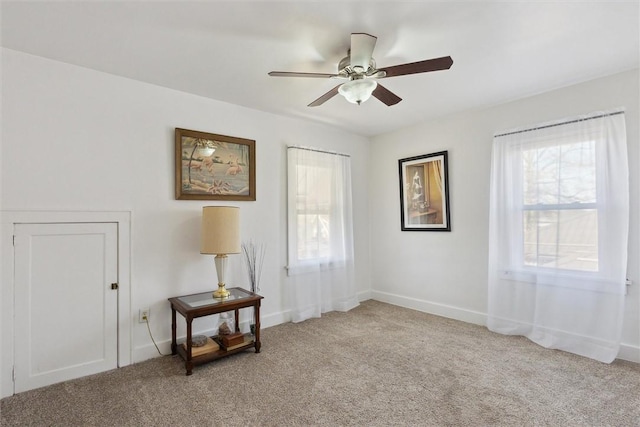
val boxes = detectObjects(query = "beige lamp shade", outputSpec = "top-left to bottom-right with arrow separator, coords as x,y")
201,206 -> 241,254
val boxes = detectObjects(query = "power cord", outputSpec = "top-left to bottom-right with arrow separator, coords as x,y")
143,313 -> 171,356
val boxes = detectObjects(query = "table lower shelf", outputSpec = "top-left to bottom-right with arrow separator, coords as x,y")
177,333 -> 257,366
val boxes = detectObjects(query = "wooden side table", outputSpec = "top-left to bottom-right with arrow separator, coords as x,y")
168,287 -> 263,375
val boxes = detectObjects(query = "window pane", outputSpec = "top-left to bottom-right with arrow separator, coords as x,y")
523,209 -> 598,272
295,163 -> 332,261
296,165 -> 331,210
297,214 -> 330,260
523,140 -> 596,205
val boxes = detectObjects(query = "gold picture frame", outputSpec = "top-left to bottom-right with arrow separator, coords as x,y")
175,128 -> 256,201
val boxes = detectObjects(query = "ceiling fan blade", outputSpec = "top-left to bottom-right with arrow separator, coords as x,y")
379,56 -> 453,78
372,84 -> 402,106
268,71 -> 338,78
350,33 -> 377,71
308,85 -> 341,107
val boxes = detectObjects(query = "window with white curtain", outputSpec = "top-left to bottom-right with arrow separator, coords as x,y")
293,162 -> 332,263
487,109 -> 629,363
522,136 -> 598,272
286,146 -> 359,322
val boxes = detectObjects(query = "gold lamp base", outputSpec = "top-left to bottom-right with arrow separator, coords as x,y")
213,283 -> 230,299
211,255 -> 231,299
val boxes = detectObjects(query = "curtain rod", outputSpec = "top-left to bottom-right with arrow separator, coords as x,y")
288,145 -> 350,158
494,110 -> 625,138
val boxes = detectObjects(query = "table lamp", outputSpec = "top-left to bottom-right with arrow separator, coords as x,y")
201,206 -> 240,299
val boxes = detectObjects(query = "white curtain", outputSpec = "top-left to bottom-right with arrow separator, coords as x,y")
286,146 -> 359,323
487,110 -> 628,363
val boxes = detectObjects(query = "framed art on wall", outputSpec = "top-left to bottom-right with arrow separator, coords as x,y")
398,151 -> 450,231
175,128 -> 256,201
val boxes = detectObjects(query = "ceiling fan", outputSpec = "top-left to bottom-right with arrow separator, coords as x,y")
268,33 -> 453,107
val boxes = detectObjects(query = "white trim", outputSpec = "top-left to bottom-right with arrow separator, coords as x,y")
371,290 -> 487,326
130,286 -> 640,367
134,308 -> 293,362
373,291 -> 639,363
618,343 -> 640,363
135,290 -> 372,364
1,210 -> 132,398
357,289 -> 372,302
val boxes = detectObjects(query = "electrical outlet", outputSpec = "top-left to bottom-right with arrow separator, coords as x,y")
139,308 -> 150,323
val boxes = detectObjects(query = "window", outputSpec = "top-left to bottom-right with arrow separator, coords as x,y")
522,138 -> 598,272
293,163 -> 332,261
487,109 -> 629,363
286,146 -> 353,274
490,112 -> 629,279
286,146 -> 358,323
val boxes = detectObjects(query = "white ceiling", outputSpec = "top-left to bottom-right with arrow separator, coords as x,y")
1,1 -> 638,137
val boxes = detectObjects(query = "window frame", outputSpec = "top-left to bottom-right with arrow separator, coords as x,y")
286,147 -> 353,276
511,136 -> 603,276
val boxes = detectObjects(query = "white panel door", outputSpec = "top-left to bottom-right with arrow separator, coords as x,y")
13,222 -> 118,393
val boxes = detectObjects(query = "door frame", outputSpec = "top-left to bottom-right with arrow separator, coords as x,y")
1,211 -> 132,398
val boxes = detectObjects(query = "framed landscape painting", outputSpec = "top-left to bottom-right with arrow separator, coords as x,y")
175,128 -> 256,201
398,151 -> 450,231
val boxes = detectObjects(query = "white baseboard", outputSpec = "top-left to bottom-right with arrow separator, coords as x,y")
132,309 -> 292,363
371,290 -> 639,364
371,290 -> 487,326
618,343 -> 640,363
134,297 -> 640,365
132,290 -> 640,365
133,290 -> 377,362
357,289 -> 372,302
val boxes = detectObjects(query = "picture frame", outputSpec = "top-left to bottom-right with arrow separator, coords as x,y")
175,128 -> 256,201
398,151 -> 450,231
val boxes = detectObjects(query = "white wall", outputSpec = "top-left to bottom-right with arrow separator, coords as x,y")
369,69 -> 640,362
0,12 -> 4,401
0,48 -> 372,396
2,47 -> 637,399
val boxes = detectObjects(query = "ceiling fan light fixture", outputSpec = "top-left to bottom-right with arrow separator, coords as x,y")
338,78 -> 377,105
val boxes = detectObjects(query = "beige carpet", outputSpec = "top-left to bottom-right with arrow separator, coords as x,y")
2,300 -> 639,426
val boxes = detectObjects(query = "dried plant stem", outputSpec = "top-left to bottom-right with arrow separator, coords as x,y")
242,240 -> 266,293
